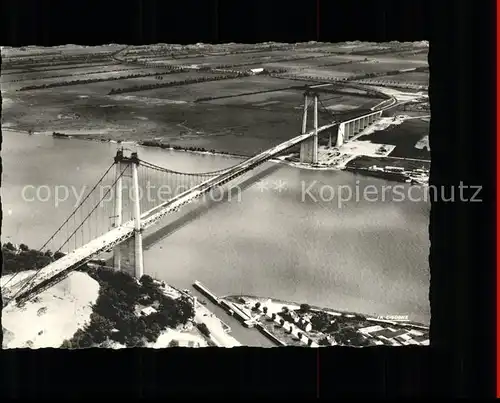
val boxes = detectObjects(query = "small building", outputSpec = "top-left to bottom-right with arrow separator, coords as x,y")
298,319 -> 312,332
172,339 -> 200,348
249,68 -> 264,75
140,306 -> 157,317
359,325 -> 384,335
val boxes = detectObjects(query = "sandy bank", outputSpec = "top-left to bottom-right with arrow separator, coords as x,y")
2,271 -> 100,349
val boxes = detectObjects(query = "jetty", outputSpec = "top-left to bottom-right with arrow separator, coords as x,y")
192,280 -> 219,304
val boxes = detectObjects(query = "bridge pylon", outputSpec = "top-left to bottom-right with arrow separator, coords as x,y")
299,91 -> 319,164
112,149 -> 144,279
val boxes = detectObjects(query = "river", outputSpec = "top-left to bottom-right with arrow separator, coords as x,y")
2,131 -> 430,346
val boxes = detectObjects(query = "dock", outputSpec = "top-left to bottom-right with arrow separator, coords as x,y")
192,281 -> 255,327
192,280 -> 219,304
255,323 -> 287,346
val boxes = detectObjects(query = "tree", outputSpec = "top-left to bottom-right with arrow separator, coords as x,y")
318,337 -> 330,346
197,323 -> 210,337
4,242 -> 16,251
71,329 -> 94,349
125,335 -> 144,348
168,339 -> 179,347
174,296 -> 195,324
19,243 -> 29,252
140,274 -> 155,288
326,321 -> 340,334
61,339 -> 74,349
310,311 -> 331,332
262,306 -> 268,314
144,322 -> 162,343
86,313 -> 114,343
54,251 -> 66,260
300,303 -> 311,313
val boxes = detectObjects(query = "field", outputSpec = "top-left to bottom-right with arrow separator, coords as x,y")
128,76 -> 316,102
2,42 -> 429,156
373,72 -> 429,85
127,51 -> 330,68
204,90 -> 382,115
0,62 -> 124,76
0,65 -> 146,83
2,68 -> 188,93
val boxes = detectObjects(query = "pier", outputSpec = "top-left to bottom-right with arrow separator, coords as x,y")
192,280 -> 219,304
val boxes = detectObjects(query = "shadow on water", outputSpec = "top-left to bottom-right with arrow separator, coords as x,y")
142,163 -> 282,250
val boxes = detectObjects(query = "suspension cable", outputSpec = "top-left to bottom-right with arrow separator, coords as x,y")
3,162 -> 115,289
10,164 -> 128,301
138,158 -> 233,177
39,162 -> 116,253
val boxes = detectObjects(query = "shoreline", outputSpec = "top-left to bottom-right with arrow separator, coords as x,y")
3,127 -> 430,181
3,127 -> 347,172
223,294 -> 429,328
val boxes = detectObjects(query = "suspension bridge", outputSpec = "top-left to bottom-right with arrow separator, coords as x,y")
2,87 -> 396,308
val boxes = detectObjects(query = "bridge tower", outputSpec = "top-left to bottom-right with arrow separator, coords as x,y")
299,90 -> 319,164
112,149 -> 144,279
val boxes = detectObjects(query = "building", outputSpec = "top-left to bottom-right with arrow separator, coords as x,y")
140,306 -> 157,317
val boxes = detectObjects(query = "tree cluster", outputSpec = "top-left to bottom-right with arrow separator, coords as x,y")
18,71 -> 174,91
139,140 -> 233,156
108,73 -> 243,95
2,243 -> 64,275
5,55 -> 110,69
61,270 -> 195,349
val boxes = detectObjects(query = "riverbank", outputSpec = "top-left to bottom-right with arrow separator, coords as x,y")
222,295 -> 429,347
3,112 -> 430,183
2,269 -> 100,349
191,280 -> 428,347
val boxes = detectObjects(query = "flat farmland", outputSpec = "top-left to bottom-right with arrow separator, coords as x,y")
1,62 -> 122,75
261,55 -> 357,69
3,89 -> 320,156
134,52 -> 329,68
327,61 -> 423,74
130,76 -> 317,102
284,68 -> 355,80
3,43 -> 428,158
2,59 -> 113,73
2,49 -> 63,57
20,71 -> 225,95
202,90 -> 308,111
375,72 -> 429,85
3,55 -> 113,67
311,44 -> 388,54
4,68 -> 182,92
3,45 -> 121,58
204,90 -> 382,115
399,53 -> 428,62
382,51 -> 428,62
0,64 -> 145,83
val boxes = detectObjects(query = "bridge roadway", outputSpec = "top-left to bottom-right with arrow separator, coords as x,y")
5,89 -> 398,306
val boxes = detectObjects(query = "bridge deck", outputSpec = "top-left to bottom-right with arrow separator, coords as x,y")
4,224 -> 135,303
